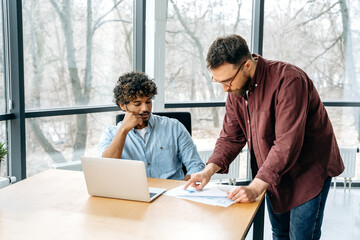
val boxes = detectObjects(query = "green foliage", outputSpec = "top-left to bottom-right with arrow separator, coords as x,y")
0,142 -> 8,162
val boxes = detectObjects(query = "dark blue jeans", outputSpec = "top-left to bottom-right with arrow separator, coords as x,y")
266,177 -> 332,240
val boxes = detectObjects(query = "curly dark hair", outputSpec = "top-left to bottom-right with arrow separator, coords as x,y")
113,71 -> 157,107
206,34 -> 252,69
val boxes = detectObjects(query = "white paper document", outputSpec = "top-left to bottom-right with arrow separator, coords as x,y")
164,183 -> 238,207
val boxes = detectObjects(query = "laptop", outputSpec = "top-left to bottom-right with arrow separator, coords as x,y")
80,156 -> 166,202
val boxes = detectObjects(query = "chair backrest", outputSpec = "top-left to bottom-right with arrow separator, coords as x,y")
116,111 -> 192,135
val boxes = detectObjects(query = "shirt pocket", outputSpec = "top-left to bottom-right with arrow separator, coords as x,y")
258,110 -> 275,138
257,110 -> 275,162
152,144 -> 178,172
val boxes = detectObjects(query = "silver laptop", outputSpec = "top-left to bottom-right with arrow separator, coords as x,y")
80,156 -> 166,202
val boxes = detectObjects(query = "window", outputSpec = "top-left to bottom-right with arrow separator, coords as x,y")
26,111 -> 120,177
264,0 -> 360,102
22,0 -> 133,109
0,2 -> 7,177
165,0 -> 252,103
21,0 -> 133,177
0,2 -> 5,113
164,1 -> 252,173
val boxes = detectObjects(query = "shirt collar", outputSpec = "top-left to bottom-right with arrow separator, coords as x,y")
248,53 -> 264,92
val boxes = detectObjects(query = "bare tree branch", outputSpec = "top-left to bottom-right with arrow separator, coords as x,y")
92,0 -> 124,34
297,1 -> 340,27
292,0 -> 316,20
305,36 -> 341,68
170,0 -> 220,127
233,0 -> 242,33
49,0 -> 65,21
166,30 -> 184,35
93,19 -> 131,33
28,119 -> 67,163
114,0 -> 133,67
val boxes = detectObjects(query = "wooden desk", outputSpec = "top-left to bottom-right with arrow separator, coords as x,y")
0,169 -> 265,240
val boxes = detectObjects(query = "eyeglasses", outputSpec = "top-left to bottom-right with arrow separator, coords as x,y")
211,60 -> 247,87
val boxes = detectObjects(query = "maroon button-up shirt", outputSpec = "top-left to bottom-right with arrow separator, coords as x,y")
208,55 -> 344,213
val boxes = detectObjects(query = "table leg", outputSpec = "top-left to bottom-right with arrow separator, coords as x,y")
253,198 -> 265,240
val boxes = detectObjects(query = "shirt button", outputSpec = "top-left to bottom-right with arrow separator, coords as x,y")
160,147 -> 163,149
255,84 -> 258,87
247,120 -> 249,123
248,138 -> 250,142
148,163 -> 151,166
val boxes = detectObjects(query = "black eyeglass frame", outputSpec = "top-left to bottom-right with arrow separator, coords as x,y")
211,60 -> 247,87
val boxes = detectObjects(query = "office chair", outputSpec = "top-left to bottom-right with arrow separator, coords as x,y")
116,112 -> 192,135
116,111 -> 192,176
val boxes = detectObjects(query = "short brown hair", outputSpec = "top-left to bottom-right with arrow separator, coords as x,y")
206,34 -> 252,69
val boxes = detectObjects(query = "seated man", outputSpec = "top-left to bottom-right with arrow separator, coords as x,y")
98,71 -> 205,180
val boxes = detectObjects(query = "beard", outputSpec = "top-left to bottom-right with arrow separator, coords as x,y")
139,111 -> 151,126
228,76 -> 251,97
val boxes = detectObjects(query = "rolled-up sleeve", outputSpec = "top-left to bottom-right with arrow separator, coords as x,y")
207,96 -> 247,173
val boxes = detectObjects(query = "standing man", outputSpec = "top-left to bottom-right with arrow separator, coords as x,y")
185,34 -> 344,239
99,71 -> 204,181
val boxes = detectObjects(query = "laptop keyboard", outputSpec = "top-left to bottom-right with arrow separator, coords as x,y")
149,192 -> 157,198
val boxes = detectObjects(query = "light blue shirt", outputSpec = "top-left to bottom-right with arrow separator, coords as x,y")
98,114 -> 205,180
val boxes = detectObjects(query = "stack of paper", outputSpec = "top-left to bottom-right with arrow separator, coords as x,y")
164,183 -> 238,207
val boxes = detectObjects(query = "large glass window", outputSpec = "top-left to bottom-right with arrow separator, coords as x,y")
0,2 -> 6,177
0,2 -> 5,113
164,1 -> 252,169
26,111 -> 121,177
22,0 -> 133,109
263,0 -> 360,102
165,0 -> 252,103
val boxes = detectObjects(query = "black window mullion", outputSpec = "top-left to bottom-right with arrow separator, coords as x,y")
3,0 -> 26,180
133,0 -> 146,72
251,0 -> 264,56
